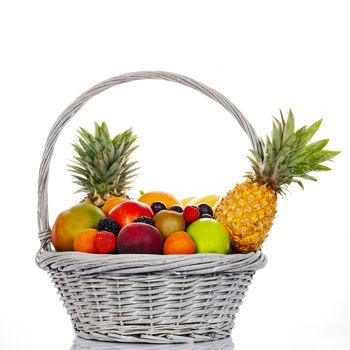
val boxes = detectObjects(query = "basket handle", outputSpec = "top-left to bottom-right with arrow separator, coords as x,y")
37,71 -> 263,252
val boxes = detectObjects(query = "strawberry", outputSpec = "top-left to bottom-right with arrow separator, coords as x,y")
183,206 -> 200,224
94,231 -> 117,254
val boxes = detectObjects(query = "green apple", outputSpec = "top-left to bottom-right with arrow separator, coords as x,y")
187,218 -> 230,254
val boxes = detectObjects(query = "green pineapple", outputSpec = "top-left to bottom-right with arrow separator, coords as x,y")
69,122 -> 139,207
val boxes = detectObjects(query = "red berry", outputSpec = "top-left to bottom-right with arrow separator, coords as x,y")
94,231 -> 117,254
183,206 -> 200,224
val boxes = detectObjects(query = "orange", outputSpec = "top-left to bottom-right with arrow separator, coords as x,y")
138,191 -> 181,208
163,231 -> 196,255
102,196 -> 125,215
73,228 -> 98,253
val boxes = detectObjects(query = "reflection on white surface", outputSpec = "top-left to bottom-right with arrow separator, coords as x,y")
71,336 -> 234,350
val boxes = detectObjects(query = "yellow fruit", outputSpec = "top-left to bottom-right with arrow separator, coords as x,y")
215,110 -> 339,253
138,191 -> 181,207
215,181 -> 277,253
212,197 -> 222,214
188,194 -> 222,208
180,196 -> 196,207
51,204 -> 105,251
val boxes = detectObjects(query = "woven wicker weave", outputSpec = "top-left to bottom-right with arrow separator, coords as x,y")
71,335 -> 235,349
36,71 -> 267,344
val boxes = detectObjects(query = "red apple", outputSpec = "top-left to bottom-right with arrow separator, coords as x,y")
108,200 -> 153,227
117,223 -> 163,254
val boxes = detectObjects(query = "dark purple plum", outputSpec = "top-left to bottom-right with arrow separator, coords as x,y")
169,205 -> 183,213
151,201 -> 167,215
200,213 -> 213,219
198,203 -> 213,217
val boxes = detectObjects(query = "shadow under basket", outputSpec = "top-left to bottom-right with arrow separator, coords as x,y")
36,71 -> 267,344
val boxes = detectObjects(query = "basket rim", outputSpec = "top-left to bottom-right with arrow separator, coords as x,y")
37,249 -> 267,275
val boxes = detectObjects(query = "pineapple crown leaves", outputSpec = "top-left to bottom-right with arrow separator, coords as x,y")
68,122 -> 140,195
246,109 -> 340,194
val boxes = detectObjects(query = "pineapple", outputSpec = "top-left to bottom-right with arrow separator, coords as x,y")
215,110 -> 339,253
68,122 -> 139,207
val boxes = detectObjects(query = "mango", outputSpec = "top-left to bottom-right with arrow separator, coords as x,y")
51,203 -> 105,251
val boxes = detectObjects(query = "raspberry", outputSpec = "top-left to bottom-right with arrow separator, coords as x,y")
94,231 -> 117,254
183,206 -> 200,224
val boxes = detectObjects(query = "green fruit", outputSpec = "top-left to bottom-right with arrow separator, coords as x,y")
51,203 -> 105,251
153,210 -> 186,239
187,218 -> 230,254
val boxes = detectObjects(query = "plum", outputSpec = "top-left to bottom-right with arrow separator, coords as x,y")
117,223 -> 163,254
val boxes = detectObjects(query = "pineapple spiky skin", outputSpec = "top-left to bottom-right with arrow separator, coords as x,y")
215,181 -> 277,253
216,109 -> 339,253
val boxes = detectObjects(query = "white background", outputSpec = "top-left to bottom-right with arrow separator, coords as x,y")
1,1 -> 349,349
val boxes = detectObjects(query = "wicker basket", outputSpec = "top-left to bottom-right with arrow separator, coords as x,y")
36,71 -> 267,344
71,335 -> 235,349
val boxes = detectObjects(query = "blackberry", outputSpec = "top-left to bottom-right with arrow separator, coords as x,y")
134,216 -> 155,226
98,218 -> 121,236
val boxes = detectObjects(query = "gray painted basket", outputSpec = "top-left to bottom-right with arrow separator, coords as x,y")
71,335 -> 235,349
36,71 -> 267,344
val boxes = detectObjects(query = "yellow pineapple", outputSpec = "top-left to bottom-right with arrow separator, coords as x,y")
215,110 -> 339,253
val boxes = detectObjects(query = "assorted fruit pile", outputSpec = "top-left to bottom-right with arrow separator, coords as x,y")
51,111 -> 339,255
52,193 -> 229,255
